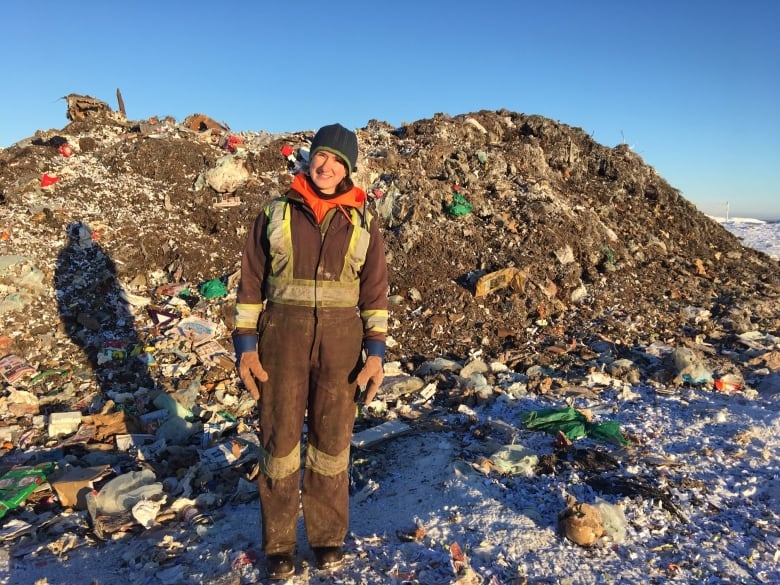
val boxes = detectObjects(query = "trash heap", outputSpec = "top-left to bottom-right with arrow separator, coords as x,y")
0,94 -> 778,583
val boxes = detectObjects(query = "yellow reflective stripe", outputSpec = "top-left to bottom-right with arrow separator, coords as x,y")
305,444 -> 350,476
266,278 -> 359,307
235,303 -> 263,330
267,199 -> 293,279
259,442 -> 301,479
339,208 -> 371,281
361,309 -> 388,333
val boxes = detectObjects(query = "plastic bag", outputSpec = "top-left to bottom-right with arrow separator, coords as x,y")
488,444 -> 538,476
94,469 -> 163,515
521,407 -> 628,445
0,462 -> 54,518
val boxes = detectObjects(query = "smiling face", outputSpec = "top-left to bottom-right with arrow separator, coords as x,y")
308,149 -> 348,194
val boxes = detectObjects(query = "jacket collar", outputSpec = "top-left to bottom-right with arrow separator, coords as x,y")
291,173 -> 366,224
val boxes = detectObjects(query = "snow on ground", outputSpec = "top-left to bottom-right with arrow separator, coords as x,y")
715,217 -> 780,261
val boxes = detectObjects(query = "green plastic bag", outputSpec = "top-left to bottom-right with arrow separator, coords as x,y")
199,279 -> 227,298
447,193 -> 473,217
521,407 -> 627,445
0,462 -> 54,518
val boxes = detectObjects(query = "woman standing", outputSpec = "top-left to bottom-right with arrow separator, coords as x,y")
232,123 -> 388,579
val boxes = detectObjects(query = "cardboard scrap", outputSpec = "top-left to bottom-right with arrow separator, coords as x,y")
49,465 -> 112,510
84,409 -> 142,441
474,267 -> 527,298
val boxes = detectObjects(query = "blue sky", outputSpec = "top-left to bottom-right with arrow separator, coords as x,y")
2,1 -> 778,218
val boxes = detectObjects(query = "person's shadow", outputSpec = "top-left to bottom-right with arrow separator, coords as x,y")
55,222 -> 155,404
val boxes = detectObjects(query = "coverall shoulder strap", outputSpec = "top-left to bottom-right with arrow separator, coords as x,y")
350,203 -> 372,230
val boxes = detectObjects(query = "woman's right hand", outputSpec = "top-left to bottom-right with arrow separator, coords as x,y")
238,351 -> 269,400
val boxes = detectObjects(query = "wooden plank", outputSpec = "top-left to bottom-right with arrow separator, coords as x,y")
351,420 -> 411,449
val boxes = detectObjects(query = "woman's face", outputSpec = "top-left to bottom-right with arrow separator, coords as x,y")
309,150 -> 347,194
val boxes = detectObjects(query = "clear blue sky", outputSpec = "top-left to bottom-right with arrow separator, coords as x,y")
2,1 -> 778,218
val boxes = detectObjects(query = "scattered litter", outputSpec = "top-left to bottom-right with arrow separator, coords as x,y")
594,498 -> 628,543
669,346 -> 713,386
40,173 -> 59,187
199,278 -> 228,298
446,185 -> 473,217
474,267 -> 526,298
0,354 -> 36,384
200,434 -> 259,471
174,316 -> 220,345
92,468 -> 163,516
131,498 -> 161,529
487,444 -> 538,476
0,99 -> 777,585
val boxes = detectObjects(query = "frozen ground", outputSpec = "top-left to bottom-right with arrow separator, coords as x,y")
718,218 -> 780,261
4,360 -> 778,585
4,221 -> 779,583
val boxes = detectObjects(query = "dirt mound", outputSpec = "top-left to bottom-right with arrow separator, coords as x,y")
2,95 -> 779,374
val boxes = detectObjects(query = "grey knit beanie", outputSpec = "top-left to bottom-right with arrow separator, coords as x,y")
309,123 -> 358,176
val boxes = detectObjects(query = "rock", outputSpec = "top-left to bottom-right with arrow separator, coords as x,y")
756,371 -> 780,398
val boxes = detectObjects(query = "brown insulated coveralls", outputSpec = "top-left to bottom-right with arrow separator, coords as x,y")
234,185 -> 388,554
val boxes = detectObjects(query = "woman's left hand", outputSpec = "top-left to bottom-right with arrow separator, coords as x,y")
356,355 -> 384,404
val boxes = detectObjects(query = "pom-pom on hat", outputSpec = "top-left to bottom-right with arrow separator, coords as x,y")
309,123 -> 358,176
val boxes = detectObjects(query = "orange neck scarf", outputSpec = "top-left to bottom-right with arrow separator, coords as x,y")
292,173 -> 366,224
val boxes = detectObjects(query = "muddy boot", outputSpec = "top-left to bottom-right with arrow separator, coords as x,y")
266,553 -> 295,579
313,546 -> 344,570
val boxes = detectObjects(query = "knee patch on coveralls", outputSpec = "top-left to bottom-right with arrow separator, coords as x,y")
305,444 -> 350,476
259,442 -> 301,479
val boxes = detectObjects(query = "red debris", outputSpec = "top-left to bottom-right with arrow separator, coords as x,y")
226,135 -> 244,153
41,174 -> 59,187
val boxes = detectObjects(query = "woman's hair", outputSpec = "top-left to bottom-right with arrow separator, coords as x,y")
333,173 -> 354,195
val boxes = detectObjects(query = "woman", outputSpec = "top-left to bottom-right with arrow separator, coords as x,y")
232,123 -> 388,579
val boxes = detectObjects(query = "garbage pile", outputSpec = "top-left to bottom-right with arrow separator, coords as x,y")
0,94 -> 779,583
